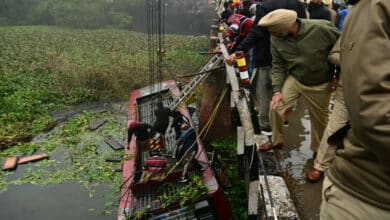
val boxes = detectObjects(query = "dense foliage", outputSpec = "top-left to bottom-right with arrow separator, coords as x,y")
0,0 -> 212,34
0,26 -> 208,144
211,137 -> 248,219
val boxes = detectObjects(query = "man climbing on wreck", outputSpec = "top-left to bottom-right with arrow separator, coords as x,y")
152,100 -> 171,152
127,121 -> 155,169
153,100 -> 171,137
175,121 -> 200,183
170,110 -> 190,140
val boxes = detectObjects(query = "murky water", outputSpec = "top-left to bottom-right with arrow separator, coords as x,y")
0,182 -> 115,220
0,101 -> 127,220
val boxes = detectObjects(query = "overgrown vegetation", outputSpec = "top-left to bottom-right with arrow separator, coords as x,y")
0,26 -> 208,144
159,174 -> 208,208
0,23 -> 209,216
0,3 -> 246,216
211,136 -> 248,220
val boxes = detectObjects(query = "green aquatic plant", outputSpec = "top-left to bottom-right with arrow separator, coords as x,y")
210,136 -> 249,219
125,173 -> 208,220
159,174 -> 208,208
0,111 -> 124,214
0,26 -> 208,145
0,25 -> 210,217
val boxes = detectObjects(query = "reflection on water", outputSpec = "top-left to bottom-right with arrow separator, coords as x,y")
0,182 -> 115,220
276,100 -> 323,220
283,110 -> 312,183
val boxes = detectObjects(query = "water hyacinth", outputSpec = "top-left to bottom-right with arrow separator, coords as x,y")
0,26 -> 208,144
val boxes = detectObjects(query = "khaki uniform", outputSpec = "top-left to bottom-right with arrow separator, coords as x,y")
269,19 -> 339,150
270,76 -> 331,151
314,38 -> 349,171
322,1 -> 390,218
314,81 -> 347,171
321,176 -> 390,219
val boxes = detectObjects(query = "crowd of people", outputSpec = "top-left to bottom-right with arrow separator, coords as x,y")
220,0 -> 389,219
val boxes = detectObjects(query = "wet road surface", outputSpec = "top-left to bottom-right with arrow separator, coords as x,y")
277,98 -> 323,220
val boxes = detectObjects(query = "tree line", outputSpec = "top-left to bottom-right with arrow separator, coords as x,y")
0,0 -> 213,34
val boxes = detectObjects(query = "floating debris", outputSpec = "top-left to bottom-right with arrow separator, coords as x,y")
2,156 -> 19,171
105,156 -> 122,163
2,153 -> 49,171
18,153 -> 49,164
89,118 -> 107,130
104,136 -> 124,151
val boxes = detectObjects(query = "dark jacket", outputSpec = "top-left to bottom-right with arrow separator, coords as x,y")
128,123 -> 154,142
238,8 -> 252,18
153,105 -> 171,134
171,114 -> 190,139
235,0 -> 307,68
329,0 -> 390,210
271,19 -> 339,92
255,0 -> 307,19
308,3 -> 331,21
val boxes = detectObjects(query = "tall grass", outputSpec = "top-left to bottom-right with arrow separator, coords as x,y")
0,26 -> 208,142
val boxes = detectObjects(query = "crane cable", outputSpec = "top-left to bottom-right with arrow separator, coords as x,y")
146,0 -> 166,96
146,0 -> 154,92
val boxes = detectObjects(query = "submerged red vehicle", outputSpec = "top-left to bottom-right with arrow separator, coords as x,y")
118,80 -> 231,220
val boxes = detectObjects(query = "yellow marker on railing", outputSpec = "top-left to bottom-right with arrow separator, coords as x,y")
218,23 -> 225,32
235,51 -> 250,84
